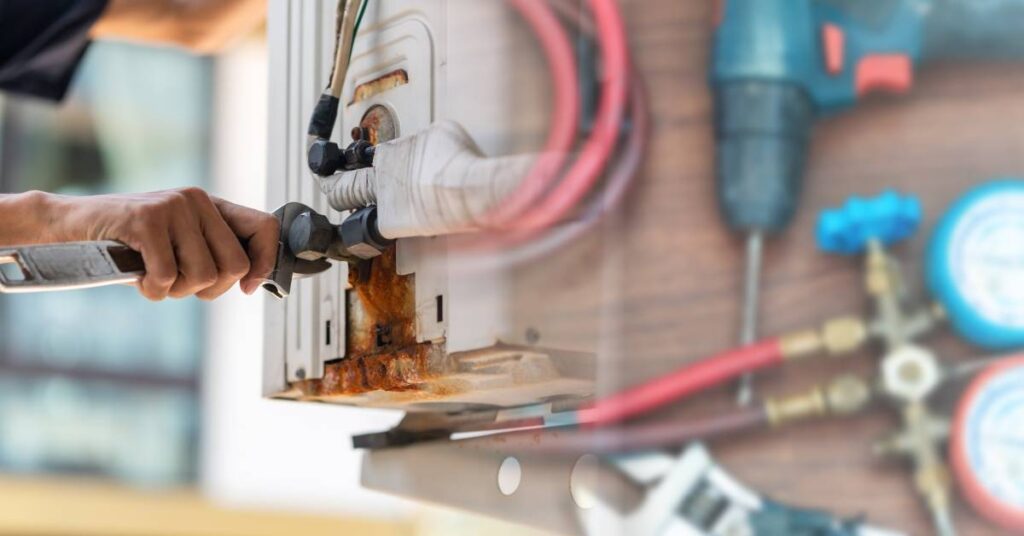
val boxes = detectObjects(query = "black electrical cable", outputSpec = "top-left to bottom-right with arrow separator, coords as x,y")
308,0 -> 367,142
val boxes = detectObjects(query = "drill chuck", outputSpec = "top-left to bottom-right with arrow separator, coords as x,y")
715,81 -> 814,233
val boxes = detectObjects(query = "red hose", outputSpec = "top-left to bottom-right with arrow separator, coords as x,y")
489,0 -> 580,226
575,339 -> 785,426
510,0 -> 631,233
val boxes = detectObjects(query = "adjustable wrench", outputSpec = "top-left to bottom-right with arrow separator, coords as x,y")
0,204 -> 389,297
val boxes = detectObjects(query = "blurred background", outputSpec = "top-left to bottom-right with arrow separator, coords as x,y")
0,4 -> 546,535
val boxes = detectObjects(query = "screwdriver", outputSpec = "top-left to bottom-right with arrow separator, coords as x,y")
714,80 -> 813,406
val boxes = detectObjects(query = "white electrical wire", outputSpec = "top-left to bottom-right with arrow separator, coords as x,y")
329,0 -> 364,98
324,0 -> 349,88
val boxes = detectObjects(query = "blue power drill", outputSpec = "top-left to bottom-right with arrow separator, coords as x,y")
712,0 -> 1024,406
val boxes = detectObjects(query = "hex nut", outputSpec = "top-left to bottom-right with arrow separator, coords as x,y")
881,344 -> 942,402
341,207 -> 393,260
308,139 -> 343,176
288,211 -> 335,261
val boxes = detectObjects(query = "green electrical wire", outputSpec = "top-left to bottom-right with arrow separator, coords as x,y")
350,0 -> 369,59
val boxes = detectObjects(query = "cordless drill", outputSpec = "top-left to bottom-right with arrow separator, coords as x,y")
712,0 -> 1024,405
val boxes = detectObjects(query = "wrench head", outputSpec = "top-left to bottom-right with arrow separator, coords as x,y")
262,202 -> 333,299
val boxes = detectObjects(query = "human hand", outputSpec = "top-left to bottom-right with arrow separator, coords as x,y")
49,188 -> 279,301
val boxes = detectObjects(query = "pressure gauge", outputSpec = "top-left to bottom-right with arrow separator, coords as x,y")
927,180 -> 1024,349
950,356 -> 1024,533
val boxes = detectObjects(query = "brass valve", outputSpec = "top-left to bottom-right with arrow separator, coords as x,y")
765,375 -> 872,427
779,316 -> 868,361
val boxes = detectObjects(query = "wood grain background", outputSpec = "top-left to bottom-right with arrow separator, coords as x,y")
506,1 -> 1024,533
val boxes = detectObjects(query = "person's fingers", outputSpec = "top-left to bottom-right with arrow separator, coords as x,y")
132,230 -> 178,302
65,187 -> 270,301
212,197 -> 280,295
182,189 -> 251,301
167,219 -> 219,299
240,218 -> 279,295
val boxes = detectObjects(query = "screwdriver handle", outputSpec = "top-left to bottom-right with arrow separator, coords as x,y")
714,81 -> 813,234
0,241 -> 144,294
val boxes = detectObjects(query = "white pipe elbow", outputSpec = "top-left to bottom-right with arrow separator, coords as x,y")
323,120 -> 537,239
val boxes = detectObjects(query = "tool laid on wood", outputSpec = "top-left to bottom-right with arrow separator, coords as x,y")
587,189 -> 1024,536
356,187 -> 1024,535
0,203 -> 391,298
950,357 -> 1024,534
578,444 -> 905,536
712,0 -> 1024,405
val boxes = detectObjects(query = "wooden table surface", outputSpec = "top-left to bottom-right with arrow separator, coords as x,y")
508,1 -> 1024,534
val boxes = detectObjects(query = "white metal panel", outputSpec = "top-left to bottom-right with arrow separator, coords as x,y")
343,6 -> 450,345
262,0 -> 290,396
264,0 -> 336,387
265,0 -> 591,398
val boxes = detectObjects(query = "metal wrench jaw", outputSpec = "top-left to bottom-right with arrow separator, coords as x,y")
261,255 -> 331,300
261,202 -> 331,300
260,202 -> 392,299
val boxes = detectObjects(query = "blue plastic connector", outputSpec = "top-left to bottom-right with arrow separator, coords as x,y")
816,190 -> 923,255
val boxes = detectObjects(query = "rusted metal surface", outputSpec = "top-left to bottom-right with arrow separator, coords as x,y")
350,69 -> 409,105
347,247 -> 418,356
294,247 -> 439,397
286,247 -> 594,404
296,343 -> 439,396
360,104 -> 399,145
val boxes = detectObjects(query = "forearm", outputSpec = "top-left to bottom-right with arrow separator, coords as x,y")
0,191 -> 62,246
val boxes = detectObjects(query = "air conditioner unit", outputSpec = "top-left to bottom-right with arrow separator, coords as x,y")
263,0 -> 618,417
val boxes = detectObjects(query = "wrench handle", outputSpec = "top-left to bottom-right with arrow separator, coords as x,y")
0,241 -> 144,294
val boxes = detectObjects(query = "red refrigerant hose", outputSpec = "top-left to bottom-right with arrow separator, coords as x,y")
575,339 -> 785,426
511,0 -> 631,233
491,0 -> 581,226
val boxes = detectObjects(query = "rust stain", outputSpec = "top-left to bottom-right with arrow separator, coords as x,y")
297,343 -> 435,397
359,105 -> 398,146
347,247 -> 417,357
350,69 -> 409,106
294,247 -> 436,398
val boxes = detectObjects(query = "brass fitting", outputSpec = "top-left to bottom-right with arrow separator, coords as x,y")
864,239 -> 911,304
778,329 -> 823,361
916,462 -> 952,510
779,316 -> 868,361
825,375 -> 872,415
822,317 -> 868,355
765,387 -> 827,426
766,375 -> 872,427
918,466 -> 955,536
874,402 -> 955,535
865,240 -> 893,297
